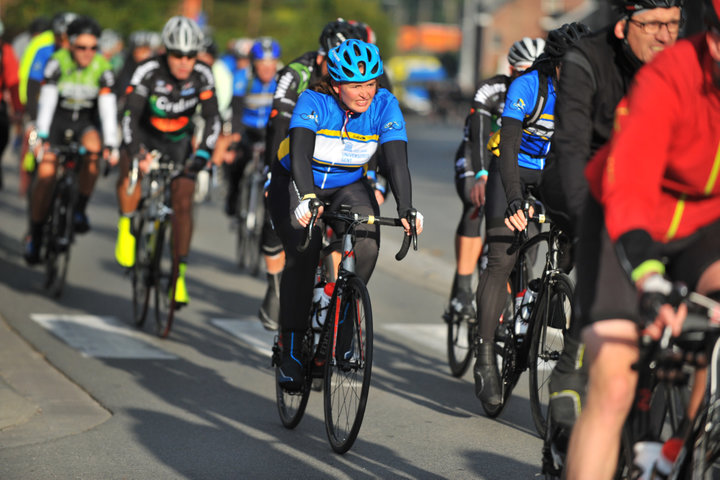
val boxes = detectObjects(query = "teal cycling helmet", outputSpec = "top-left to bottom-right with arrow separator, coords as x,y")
327,39 -> 383,83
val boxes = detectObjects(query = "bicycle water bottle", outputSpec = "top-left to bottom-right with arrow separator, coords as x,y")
314,282 -> 335,329
633,441 -> 663,480
650,437 -> 683,479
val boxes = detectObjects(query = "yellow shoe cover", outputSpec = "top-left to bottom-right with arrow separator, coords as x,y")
115,216 -> 135,268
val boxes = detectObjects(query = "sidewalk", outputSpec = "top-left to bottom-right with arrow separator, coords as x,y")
0,315 -> 110,449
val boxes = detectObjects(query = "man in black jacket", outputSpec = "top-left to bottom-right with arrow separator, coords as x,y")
541,0 -> 683,477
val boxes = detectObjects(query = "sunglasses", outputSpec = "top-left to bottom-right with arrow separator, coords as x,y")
74,44 -> 98,51
168,50 -> 197,60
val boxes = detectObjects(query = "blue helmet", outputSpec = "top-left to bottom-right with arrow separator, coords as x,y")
327,39 -> 383,83
250,37 -> 281,61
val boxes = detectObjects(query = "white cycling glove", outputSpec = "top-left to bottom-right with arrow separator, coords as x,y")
294,198 -> 311,222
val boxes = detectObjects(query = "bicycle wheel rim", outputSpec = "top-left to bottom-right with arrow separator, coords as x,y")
447,312 -> 473,377
323,275 -> 373,454
45,194 -> 73,298
275,367 -> 311,429
274,331 -> 313,429
131,217 -> 151,327
529,273 -> 573,438
154,222 -> 177,338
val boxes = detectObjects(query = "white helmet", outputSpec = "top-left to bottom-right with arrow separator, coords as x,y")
507,37 -> 546,70
161,16 -> 203,54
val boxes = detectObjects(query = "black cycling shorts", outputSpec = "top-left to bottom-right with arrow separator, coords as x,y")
576,197 -> 720,327
48,109 -> 99,151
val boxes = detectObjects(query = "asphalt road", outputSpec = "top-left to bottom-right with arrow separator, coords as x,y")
0,117 -> 545,479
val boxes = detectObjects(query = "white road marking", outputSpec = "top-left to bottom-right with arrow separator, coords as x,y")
210,317 -> 276,357
30,314 -> 176,359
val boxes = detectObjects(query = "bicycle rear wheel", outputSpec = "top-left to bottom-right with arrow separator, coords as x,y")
274,332 -> 312,429
44,189 -> 73,298
447,310 -> 473,377
154,221 -> 177,338
323,275 -> 373,454
131,215 -> 152,327
529,273 -> 573,438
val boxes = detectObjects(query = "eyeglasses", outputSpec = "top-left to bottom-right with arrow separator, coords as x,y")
629,19 -> 682,34
168,50 -> 197,60
74,44 -> 98,51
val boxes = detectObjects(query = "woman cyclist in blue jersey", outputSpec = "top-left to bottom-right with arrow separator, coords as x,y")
267,39 -> 423,391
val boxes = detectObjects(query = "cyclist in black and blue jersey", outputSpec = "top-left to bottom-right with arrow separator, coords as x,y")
223,36 -> 280,217
267,39 -> 423,392
446,37 -> 545,323
473,23 -> 591,408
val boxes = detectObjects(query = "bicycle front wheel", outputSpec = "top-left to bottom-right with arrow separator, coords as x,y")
323,275 -> 373,454
131,216 -> 152,327
447,310 -> 473,377
529,273 -> 573,438
154,221 -> 177,338
236,173 -> 263,275
274,332 -> 312,429
44,189 -> 74,298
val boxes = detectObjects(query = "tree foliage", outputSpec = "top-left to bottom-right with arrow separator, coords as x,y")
5,0 -> 396,62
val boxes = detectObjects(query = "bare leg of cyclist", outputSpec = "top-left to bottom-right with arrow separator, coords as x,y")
565,319 -> 639,480
685,260 -> 720,420
24,153 -> 58,264
74,129 -> 102,233
449,234 -> 481,317
171,177 -> 194,304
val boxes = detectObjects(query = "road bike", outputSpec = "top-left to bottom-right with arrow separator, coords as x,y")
272,201 -> 417,453
235,141 -> 266,275
127,150 -> 181,338
39,133 -> 86,298
478,198 -> 574,440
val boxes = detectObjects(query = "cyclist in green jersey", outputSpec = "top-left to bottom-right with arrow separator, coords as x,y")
24,16 -> 119,265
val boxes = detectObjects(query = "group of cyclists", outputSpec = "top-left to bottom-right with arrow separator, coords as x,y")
7,0 -> 720,474
444,0 -> 720,477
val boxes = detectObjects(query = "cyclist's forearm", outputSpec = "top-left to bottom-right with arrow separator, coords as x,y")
25,79 -> 41,121
264,114 -> 290,168
469,112 -> 491,173
498,117 -> 523,202
199,96 -> 221,153
380,140 -> 412,215
230,95 -> 243,135
121,93 -> 146,157
289,127 -> 317,197
98,92 -> 119,148
35,84 -> 58,137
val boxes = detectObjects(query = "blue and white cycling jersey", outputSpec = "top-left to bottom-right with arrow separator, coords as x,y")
234,74 -> 276,130
278,88 -> 407,189
502,69 -> 556,170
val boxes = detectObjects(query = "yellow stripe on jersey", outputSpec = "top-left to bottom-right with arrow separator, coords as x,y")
316,129 -> 379,143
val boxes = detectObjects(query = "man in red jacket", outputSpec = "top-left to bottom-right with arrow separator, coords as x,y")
0,19 -> 24,190
566,1 -> 720,478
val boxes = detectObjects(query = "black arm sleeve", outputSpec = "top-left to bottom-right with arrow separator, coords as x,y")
230,95 -> 244,135
379,140 -> 413,217
498,117 -> 524,203
26,79 -> 41,121
467,111 -> 492,173
554,50 -> 597,228
289,127 -> 317,198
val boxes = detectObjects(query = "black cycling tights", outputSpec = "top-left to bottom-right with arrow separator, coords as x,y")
268,165 -> 379,332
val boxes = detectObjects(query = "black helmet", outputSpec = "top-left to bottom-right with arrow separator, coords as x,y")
318,18 -> 363,55
705,0 -> 720,30
67,16 -> 101,41
612,0 -> 684,15
544,22 -> 592,59
51,11 -> 78,36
